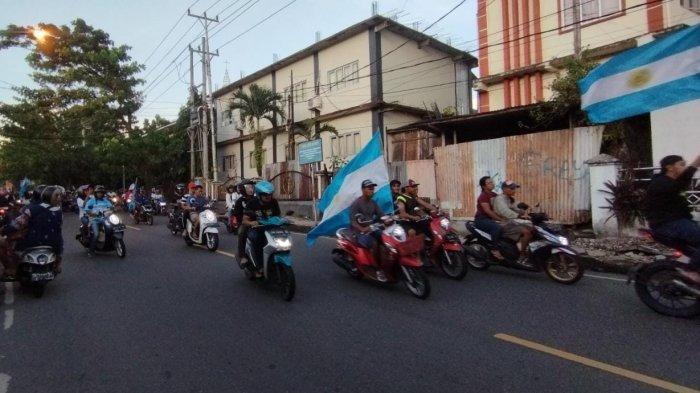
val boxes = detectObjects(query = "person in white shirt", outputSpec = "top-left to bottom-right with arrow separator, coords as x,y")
225,184 -> 240,218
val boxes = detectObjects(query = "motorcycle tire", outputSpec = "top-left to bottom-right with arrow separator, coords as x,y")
464,243 -> 490,270
32,282 -> 46,298
147,215 -> 153,226
402,267 -> 430,300
277,264 -> 296,301
133,215 -> 139,225
184,234 -> 194,246
440,250 -> 468,280
205,233 -> 219,252
226,223 -> 234,234
545,253 -> 583,284
115,239 -> 127,258
634,261 -> 700,318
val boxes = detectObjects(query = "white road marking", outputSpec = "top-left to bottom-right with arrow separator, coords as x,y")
585,274 -> 628,283
126,225 -> 141,231
216,250 -> 236,258
3,283 -> 13,305
0,373 -> 11,393
3,311 -> 13,331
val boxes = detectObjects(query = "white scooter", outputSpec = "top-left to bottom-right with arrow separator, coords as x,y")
183,206 -> 220,251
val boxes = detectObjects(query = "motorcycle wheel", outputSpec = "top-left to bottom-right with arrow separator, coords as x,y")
147,215 -> 153,226
545,253 -> 583,284
184,234 -> 194,246
115,239 -> 127,258
32,282 -> 46,298
277,264 -> 296,301
464,243 -> 489,270
205,233 -> 219,252
401,267 -> 430,299
635,262 -> 700,318
133,215 -> 139,225
440,249 -> 468,280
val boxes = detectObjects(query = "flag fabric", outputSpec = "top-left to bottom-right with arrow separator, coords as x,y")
579,23 -> 700,124
306,131 -> 393,246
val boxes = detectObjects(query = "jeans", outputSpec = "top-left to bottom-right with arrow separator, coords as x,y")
89,218 -> 105,252
474,217 -> 502,242
652,218 -> 700,268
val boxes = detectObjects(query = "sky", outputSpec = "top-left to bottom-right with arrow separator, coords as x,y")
0,0 -> 478,122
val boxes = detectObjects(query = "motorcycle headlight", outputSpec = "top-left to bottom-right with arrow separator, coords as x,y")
274,237 -> 292,250
159,202 -> 167,206
37,254 -> 48,265
202,210 -> 216,222
557,236 -> 569,246
390,225 -> 407,242
126,198 -> 132,203
108,214 -> 121,225
440,217 -> 450,231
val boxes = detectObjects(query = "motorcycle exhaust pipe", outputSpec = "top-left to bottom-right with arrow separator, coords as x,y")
671,279 -> 700,297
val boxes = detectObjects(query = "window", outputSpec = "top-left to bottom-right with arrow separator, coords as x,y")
222,155 -> 236,172
283,80 -> 307,103
327,60 -> 359,92
561,0 -> 621,26
248,149 -> 267,168
331,132 -> 360,158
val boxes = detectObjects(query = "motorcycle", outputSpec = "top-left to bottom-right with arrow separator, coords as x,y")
167,204 -> 185,235
406,208 -> 468,280
226,213 -> 239,233
183,205 -> 220,251
332,214 -> 430,299
132,203 -> 154,225
152,195 -> 168,216
17,246 -> 58,298
628,229 -> 699,318
463,212 -> 584,284
77,210 -> 127,258
241,217 -> 295,301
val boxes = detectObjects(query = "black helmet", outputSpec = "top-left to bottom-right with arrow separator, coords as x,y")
32,185 -> 46,203
40,185 -> 59,205
95,185 -> 106,194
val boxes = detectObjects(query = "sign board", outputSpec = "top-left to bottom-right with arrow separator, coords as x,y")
298,139 -> 323,165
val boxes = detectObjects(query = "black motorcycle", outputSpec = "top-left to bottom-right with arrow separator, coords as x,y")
133,203 -> 154,225
167,204 -> 185,235
629,229 -> 699,318
77,211 -> 127,258
463,212 -> 584,284
17,246 -> 58,298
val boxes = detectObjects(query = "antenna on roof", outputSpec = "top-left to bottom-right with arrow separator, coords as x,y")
315,31 -> 322,42
412,21 -> 421,30
273,53 -> 279,62
371,1 -> 378,16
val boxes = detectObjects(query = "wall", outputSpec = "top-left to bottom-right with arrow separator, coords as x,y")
215,73 -> 274,141
388,159 -> 437,200
317,31 -> 372,115
276,55 -> 316,123
650,99 -> 700,165
381,30 -> 457,112
433,126 -> 603,223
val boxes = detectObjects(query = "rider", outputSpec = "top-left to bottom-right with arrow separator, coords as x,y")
240,181 -> 281,275
473,176 -> 504,260
1,186 -> 64,280
77,185 -> 93,237
234,182 -> 256,266
133,188 -> 150,219
645,154 -> 700,280
493,180 -> 533,264
85,186 -> 114,257
225,184 -> 240,219
184,185 -> 208,239
390,180 -> 401,214
349,179 -> 386,282
396,179 -> 438,241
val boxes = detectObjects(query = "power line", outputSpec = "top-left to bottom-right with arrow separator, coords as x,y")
214,0 -> 299,50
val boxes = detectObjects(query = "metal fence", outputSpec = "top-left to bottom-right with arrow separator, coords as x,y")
627,166 -> 700,215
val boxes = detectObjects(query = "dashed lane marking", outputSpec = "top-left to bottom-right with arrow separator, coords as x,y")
3,311 -> 12,331
3,283 -> 13,305
0,373 -> 11,393
216,250 -> 236,258
495,333 -> 700,393
126,225 -> 141,231
585,274 -> 628,283
3,283 -> 13,331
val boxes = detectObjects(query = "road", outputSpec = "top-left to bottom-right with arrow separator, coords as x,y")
0,214 -> 698,393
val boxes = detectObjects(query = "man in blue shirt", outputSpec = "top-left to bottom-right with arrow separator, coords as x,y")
85,186 -> 114,256
184,185 -> 208,239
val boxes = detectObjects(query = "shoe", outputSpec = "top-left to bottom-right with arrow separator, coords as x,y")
516,256 -> 535,269
238,256 -> 250,269
375,270 -> 388,283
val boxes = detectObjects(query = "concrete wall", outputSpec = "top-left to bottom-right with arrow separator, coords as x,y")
276,55 -> 315,123
651,99 -> 700,165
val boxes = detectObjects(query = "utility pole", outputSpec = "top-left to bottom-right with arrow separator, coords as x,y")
188,9 -> 219,194
572,0 -> 582,57
187,45 -> 197,180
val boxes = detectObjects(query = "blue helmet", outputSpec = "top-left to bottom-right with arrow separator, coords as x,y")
254,181 -> 274,196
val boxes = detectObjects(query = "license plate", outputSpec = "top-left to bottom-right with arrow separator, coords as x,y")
31,272 -> 54,281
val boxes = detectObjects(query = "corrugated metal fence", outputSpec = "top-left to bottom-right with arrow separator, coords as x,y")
433,127 -> 603,223
264,160 -> 315,201
388,160 -> 437,200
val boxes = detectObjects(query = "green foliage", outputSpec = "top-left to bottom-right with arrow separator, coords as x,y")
228,83 -> 284,176
600,174 -> 647,232
0,19 -> 188,189
290,119 -> 338,142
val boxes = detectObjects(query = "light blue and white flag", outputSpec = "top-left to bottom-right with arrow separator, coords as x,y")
580,23 -> 700,124
306,131 -> 393,246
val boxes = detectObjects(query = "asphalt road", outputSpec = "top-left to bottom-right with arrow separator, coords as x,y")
0,214 -> 698,393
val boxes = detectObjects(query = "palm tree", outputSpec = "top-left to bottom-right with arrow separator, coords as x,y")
228,83 -> 284,176
287,119 -> 338,160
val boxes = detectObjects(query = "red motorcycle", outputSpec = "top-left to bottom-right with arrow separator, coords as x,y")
410,210 -> 468,280
226,214 -> 239,233
332,215 -> 430,299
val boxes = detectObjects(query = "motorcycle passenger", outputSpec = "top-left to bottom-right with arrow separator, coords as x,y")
85,186 -> 114,257
1,186 -> 64,280
234,183 -> 256,264
390,180 -> 402,214
349,179 -> 386,282
77,185 -> 93,236
493,180 -> 533,264
240,181 -> 281,276
225,184 -> 240,219
133,188 -> 151,219
397,179 -> 438,241
184,185 -> 208,239
473,176 -> 504,260
645,154 -> 700,281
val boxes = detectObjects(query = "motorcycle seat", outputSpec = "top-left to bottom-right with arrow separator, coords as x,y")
336,228 -> 357,243
466,222 -> 492,241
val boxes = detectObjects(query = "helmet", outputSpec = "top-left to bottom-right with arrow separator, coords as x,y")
95,185 -> 106,194
41,185 -> 63,205
254,181 -> 274,196
32,185 -> 46,203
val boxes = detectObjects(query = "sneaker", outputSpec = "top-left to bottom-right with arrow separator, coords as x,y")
375,270 -> 388,283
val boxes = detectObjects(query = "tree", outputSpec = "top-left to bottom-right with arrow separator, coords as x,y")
228,83 -> 284,176
289,118 -> 338,142
0,19 -> 144,185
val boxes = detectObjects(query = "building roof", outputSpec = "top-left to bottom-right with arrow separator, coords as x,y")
212,15 -> 477,99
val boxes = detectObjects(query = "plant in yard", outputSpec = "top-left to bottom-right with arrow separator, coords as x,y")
228,83 -> 284,176
600,174 -> 647,235
287,119 -> 338,160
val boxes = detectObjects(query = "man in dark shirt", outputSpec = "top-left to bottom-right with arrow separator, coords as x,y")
349,179 -> 386,281
646,155 -> 700,271
234,183 -> 256,265
241,184 -> 281,274
184,185 -> 208,238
